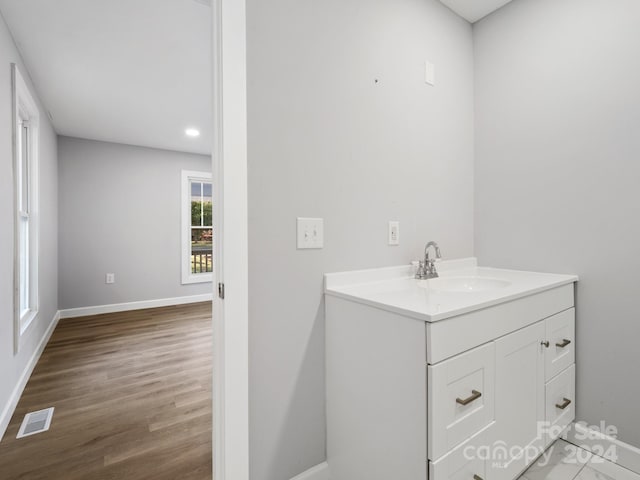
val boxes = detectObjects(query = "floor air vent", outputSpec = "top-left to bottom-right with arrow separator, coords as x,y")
16,407 -> 55,438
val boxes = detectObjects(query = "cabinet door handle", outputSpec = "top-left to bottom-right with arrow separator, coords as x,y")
541,340 -> 550,348
556,398 -> 572,410
556,339 -> 572,348
456,390 -> 482,406
473,476 -> 483,480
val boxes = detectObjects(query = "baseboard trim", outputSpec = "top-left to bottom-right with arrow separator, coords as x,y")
290,462 -> 330,480
0,310 -> 60,442
59,293 -> 214,319
565,421 -> 640,474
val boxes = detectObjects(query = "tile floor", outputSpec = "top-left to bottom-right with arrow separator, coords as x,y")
519,439 -> 640,480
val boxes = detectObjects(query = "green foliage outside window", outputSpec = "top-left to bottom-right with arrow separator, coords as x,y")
191,201 -> 213,227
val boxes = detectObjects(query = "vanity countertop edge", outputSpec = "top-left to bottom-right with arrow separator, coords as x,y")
324,257 -> 578,323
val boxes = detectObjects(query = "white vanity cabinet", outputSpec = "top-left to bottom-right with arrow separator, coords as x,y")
428,305 -> 576,480
325,260 -> 577,480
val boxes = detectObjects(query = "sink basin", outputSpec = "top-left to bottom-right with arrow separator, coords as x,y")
418,276 -> 511,293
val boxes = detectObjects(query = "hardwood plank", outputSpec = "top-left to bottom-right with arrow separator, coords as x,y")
0,302 -> 213,480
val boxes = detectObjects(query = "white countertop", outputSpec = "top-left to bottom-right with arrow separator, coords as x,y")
324,258 -> 578,322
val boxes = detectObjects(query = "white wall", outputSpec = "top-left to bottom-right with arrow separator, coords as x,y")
0,14 -> 58,436
58,136 -> 211,310
247,0 -> 475,477
474,0 -> 640,449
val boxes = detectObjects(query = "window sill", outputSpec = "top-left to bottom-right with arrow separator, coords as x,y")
20,309 -> 38,336
182,274 -> 213,285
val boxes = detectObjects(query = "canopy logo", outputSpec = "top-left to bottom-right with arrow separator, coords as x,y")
462,422 -> 618,469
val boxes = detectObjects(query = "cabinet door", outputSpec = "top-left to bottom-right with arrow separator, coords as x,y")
545,308 -> 575,381
494,322 -> 546,480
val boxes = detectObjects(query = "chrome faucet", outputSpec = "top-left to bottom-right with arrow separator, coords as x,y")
415,241 -> 442,279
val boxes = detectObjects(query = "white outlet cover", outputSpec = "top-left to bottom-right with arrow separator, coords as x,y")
425,60 -> 435,86
388,221 -> 400,245
297,218 -> 324,249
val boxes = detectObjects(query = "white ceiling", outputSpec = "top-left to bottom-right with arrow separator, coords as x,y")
0,0 -> 212,155
439,0 -> 515,23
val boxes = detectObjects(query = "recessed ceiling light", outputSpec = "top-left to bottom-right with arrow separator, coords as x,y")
185,128 -> 200,138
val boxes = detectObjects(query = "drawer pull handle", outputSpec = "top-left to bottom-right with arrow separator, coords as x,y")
556,339 -> 572,348
456,390 -> 482,406
556,398 -> 572,410
473,476 -> 483,480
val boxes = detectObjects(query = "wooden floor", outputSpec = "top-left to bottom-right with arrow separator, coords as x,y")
0,302 -> 213,480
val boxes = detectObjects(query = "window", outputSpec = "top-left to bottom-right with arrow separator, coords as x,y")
182,170 -> 213,284
13,64 -> 39,345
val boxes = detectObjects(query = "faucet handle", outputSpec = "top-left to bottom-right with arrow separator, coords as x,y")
411,260 -> 420,275
414,260 -> 427,279
426,258 -> 436,272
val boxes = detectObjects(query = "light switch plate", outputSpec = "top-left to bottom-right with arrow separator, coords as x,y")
388,221 -> 400,245
105,273 -> 115,284
297,218 -> 324,249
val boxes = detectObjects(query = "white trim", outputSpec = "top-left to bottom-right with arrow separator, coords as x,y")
290,462 -> 330,480
0,310 -> 60,442
565,421 -> 640,475
181,169 -> 213,285
59,294 -> 213,319
211,0 -> 249,477
12,63 -> 40,354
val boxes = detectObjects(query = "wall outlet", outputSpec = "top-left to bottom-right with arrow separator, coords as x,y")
425,60 -> 435,86
297,218 -> 324,249
388,221 -> 400,245
105,273 -> 115,284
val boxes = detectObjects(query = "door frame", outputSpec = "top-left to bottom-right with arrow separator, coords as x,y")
211,0 -> 249,479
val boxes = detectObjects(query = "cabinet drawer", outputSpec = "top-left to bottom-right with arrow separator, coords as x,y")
545,309 -> 575,381
545,364 -> 575,438
428,342 -> 495,460
429,423 -> 496,480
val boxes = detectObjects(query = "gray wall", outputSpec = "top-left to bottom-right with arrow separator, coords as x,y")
474,0 -> 640,448
58,136 -> 211,309
0,14 -> 58,432
247,0 -> 475,477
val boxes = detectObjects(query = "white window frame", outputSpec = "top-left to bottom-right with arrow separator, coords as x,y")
181,170 -> 213,284
12,64 -> 39,352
